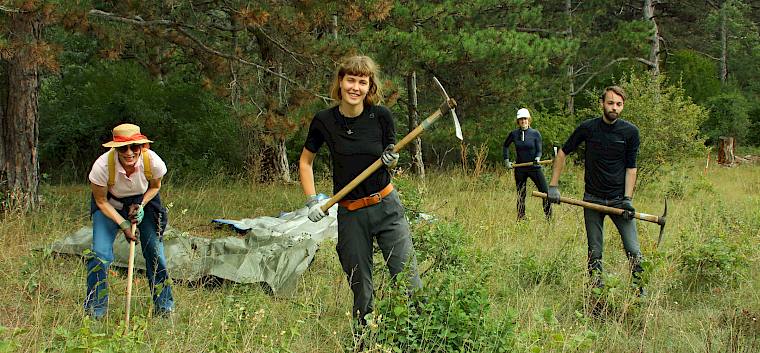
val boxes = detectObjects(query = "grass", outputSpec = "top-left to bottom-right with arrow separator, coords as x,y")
1,159 -> 759,352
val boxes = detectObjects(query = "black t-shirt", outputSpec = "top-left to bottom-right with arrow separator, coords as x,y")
503,127 -> 543,169
561,117 -> 640,199
304,105 -> 395,200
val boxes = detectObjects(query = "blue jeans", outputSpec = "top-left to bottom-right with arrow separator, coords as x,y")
583,193 -> 644,283
84,209 -> 174,317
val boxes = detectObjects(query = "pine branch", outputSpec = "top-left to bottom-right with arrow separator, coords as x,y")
571,57 -> 655,97
87,9 -> 329,102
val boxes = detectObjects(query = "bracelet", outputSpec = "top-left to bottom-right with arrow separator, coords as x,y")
119,220 -> 131,231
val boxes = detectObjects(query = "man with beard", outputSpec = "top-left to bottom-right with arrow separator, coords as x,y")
546,86 -> 645,297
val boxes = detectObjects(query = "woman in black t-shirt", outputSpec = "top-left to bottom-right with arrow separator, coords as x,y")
298,55 -> 422,325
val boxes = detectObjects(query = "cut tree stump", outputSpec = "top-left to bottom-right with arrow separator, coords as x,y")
717,137 -> 735,166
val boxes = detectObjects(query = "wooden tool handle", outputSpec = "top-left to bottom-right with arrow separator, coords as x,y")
124,224 -> 137,332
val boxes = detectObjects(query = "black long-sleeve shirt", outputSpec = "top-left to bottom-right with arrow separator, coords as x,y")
561,117 -> 640,199
503,128 -> 543,169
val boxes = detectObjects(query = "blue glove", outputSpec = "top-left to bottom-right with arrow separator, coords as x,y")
381,144 -> 399,168
547,186 -> 561,204
620,196 -> 635,220
129,204 -> 144,224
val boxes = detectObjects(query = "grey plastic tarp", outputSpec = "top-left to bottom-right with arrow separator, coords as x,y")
51,203 -> 338,296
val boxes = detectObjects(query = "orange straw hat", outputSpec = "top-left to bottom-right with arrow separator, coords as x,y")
102,123 -> 153,148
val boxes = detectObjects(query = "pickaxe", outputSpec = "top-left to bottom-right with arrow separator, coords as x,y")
532,191 -> 668,248
510,160 -> 553,168
320,77 -> 462,212
124,223 -> 136,333
508,146 -> 556,169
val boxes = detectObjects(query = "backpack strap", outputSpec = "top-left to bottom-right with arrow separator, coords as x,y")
107,149 -> 117,188
106,148 -> 153,188
142,148 -> 152,180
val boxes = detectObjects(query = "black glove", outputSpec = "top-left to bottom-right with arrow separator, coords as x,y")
620,196 -> 635,220
547,186 -> 561,204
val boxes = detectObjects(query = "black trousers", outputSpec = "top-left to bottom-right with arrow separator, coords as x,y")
336,189 -> 422,322
514,168 -> 551,220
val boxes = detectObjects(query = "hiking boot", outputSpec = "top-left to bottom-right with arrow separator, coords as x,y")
637,286 -> 647,298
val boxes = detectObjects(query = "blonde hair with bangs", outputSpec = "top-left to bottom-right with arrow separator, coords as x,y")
330,55 -> 383,105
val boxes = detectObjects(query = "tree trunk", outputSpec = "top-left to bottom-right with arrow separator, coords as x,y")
644,0 -> 660,76
1,14 -> 42,212
717,136 -> 735,165
565,0 -> 575,114
720,3 -> 728,84
254,28 -> 291,182
406,71 -> 424,178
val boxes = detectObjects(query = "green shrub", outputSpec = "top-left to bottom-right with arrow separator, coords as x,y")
701,91 -> 752,145
366,264 -> 517,353
679,236 -> 747,288
39,61 -> 246,182
577,72 -> 707,185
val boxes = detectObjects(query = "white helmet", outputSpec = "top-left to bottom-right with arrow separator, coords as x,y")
516,108 -> 531,120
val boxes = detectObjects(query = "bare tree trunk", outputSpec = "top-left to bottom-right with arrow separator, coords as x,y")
406,71 -> 424,178
565,0 -> 575,114
253,28 -> 291,182
644,0 -> 660,76
720,3 -> 728,83
332,14 -> 338,40
1,14 -> 42,212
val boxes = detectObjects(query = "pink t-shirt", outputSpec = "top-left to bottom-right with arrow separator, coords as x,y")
89,149 -> 167,199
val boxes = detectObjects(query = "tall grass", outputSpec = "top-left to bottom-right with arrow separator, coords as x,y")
0,159 -> 758,352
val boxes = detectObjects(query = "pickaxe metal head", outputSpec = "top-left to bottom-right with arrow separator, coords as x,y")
656,198 -> 668,249
433,76 -> 463,140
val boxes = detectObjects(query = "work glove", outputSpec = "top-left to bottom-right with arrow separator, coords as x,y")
547,185 -> 561,204
620,196 -> 636,220
504,159 -> 513,169
119,220 -> 138,243
533,157 -> 541,166
381,144 -> 399,168
128,204 -> 144,224
306,194 -> 329,222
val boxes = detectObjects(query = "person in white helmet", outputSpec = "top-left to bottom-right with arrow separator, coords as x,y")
502,108 -> 551,220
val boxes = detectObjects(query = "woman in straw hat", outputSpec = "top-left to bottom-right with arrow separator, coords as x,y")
298,55 -> 422,326
503,108 -> 552,220
84,123 -> 174,319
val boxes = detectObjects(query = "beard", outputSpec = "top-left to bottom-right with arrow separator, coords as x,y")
604,110 -> 619,122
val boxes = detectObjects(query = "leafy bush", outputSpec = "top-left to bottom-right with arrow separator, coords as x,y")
39,61 -> 246,181
665,49 -> 721,104
701,91 -> 752,145
578,72 -> 708,185
679,236 -> 747,288
366,264 -> 517,353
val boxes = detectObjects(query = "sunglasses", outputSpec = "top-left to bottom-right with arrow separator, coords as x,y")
116,144 -> 144,153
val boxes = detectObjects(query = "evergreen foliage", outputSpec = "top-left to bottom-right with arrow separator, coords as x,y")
39,62 -> 245,181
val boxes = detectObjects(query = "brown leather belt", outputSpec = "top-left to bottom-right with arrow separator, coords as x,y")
339,184 -> 394,211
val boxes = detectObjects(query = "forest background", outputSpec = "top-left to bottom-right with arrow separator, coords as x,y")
1,0 -> 759,352
2,0 -> 760,197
